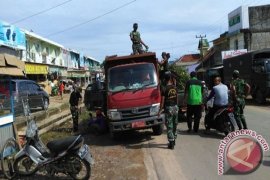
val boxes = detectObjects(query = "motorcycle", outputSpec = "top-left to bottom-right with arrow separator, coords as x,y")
204,105 -> 237,136
13,117 -> 94,179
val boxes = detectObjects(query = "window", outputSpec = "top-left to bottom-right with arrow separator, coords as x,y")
42,55 -> 47,64
253,61 -> 265,73
31,83 -> 40,91
108,63 -> 157,92
19,83 -> 27,91
46,47 -> 49,55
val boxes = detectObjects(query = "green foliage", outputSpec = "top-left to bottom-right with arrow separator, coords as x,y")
168,64 -> 189,91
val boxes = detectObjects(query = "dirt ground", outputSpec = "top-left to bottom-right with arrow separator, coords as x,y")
44,119 -> 148,180
4,109 -> 149,180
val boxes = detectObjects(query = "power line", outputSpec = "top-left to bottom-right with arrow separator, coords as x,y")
46,0 -> 137,37
11,0 -> 73,24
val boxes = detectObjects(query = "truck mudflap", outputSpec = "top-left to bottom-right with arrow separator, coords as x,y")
110,114 -> 165,132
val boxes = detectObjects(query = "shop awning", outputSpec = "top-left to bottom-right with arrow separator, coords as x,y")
0,67 -> 24,76
209,65 -> 223,70
196,68 -> 206,73
3,54 -> 25,70
0,54 -> 5,66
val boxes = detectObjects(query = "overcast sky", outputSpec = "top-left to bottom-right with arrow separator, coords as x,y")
0,0 -> 269,62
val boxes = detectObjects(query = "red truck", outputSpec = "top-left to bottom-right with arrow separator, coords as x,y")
104,52 -> 165,138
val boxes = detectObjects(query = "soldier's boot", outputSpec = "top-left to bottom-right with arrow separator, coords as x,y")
241,116 -> 248,129
168,141 -> 174,150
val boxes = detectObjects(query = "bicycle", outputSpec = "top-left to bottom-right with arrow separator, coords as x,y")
1,137 -> 20,179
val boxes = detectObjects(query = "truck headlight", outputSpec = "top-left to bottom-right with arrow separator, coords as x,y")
150,103 -> 160,116
108,109 -> 121,121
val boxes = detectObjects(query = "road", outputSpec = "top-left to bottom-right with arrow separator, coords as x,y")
144,104 -> 270,180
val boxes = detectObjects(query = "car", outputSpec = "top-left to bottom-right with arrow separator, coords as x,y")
0,79 -> 50,116
84,81 -> 105,111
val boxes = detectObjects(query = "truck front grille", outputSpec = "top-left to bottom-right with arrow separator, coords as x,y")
120,106 -> 150,120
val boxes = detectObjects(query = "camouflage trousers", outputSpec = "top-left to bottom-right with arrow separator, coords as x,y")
132,43 -> 143,54
70,106 -> 79,131
233,98 -> 247,129
165,105 -> 179,142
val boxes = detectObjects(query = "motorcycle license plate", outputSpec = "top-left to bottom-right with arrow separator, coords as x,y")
131,121 -> 145,128
78,144 -> 94,165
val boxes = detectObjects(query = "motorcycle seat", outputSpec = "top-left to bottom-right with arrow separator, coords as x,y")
47,135 -> 83,154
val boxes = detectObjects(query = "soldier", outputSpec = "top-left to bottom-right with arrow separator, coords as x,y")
230,70 -> 250,129
69,86 -> 82,132
130,23 -> 148,54
159,71 -> 178,149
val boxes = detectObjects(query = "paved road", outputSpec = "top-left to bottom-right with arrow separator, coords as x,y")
145,105 -> 270,180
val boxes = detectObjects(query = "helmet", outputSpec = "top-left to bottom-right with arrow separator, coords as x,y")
164,71 -> 172,81
233,70 -> 239,78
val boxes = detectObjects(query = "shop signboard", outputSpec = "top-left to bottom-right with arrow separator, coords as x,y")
0,20 -> 26,50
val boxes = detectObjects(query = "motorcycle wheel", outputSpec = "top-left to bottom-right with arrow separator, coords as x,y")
13,155 -> 38,176
224,118 -> 234,136
68,155 -> 91,180
1,138 -> 20,179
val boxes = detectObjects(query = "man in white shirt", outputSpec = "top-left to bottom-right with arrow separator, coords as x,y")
205,76 -> 229,131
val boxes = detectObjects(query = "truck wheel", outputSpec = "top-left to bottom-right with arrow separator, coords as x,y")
255,90 -> 266,104
152,124 -> 164,135
109,129 -> 120,140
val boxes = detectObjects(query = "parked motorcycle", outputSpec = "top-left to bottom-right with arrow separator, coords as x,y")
204,106 -> 237,136
13,117 -> 93,179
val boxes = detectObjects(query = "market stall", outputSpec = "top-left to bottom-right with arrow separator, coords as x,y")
0,53 -> 24,179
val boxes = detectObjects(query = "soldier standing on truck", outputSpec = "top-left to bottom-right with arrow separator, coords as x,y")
159,71 -> 178,149
130,23 -> 148,55
230,70 -> 250,130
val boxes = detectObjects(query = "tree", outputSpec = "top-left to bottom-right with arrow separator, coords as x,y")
168,63 -> 189,91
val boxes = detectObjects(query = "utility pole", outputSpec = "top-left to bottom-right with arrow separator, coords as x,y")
196,34 -> 206,80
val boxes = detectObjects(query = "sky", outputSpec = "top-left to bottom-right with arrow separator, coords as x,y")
0,0 -> 269,62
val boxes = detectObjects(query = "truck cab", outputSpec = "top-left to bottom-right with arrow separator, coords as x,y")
104,53 -> 165,138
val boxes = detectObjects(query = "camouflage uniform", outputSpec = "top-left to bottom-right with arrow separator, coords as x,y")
162,84 -> 179,149
70,106 -> 79,131
165,105 -> 179,142
130,31 -> 144,54
231,79 -> 247,129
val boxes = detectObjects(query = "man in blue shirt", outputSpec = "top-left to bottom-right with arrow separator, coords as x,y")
205,76 -> 228,132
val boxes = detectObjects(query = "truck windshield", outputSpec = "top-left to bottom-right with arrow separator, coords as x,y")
108,63 -> 158,92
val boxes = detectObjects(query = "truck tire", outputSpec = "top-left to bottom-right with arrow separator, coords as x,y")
152,124 -> 164,135
109,128 -> 120,140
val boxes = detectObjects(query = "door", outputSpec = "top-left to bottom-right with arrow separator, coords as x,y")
29,83 -> 43,108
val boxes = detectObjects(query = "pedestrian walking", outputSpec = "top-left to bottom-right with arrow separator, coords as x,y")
183,71 -> 203,133
130,23 -> 148,55
59,81 -> 64,100
69,86 -> 82,132
230,70 -> 250,129
159,71 -> 178,149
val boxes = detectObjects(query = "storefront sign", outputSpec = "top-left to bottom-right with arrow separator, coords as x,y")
25,64 -> 48,74
0,20 -> 26,50
49,67 -> 59,73
67,71 -> 86,78
222,49 -> 247,60
228,6 -> 249,34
